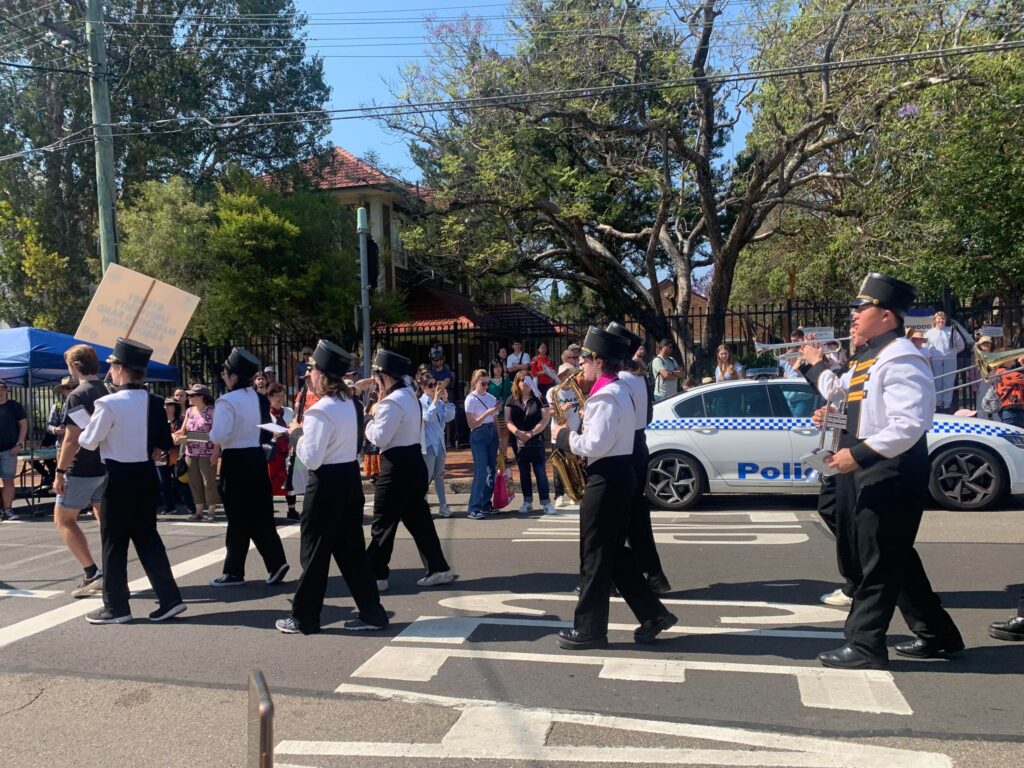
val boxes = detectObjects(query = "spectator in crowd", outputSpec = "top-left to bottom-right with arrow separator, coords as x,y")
420,373 -> 456,518
295,346 -> 314,382
651,339 -> 683,401
924,311 -> 965,412
464,368 -> 500,520
497,347 -> 509,373
561,343 -> 582,368
159,398 -> 196,516
506,370 -> 555,515
971,335 -> 994,416
530,342 -> 557,398
172,387 -> 188,412
429,338 -> 444,360
507,339 -> 531,375
266,382 -> 298,521
984,353 -> 1024,427
174,384 -> 220,522
781,329 -> 805,378
0,381 -> 28,520
253,372 -> 269,396
263,366 -> 277,385
487,359 -> 513,462
429,352 -> 455,446
36,378 -> 73,491
548,362 -> 582,508
714,345 -> 744,381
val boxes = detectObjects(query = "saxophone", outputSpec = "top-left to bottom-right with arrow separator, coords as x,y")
547,368 -> 588,501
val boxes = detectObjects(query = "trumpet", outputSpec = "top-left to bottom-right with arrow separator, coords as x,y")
754,337 -> 852,362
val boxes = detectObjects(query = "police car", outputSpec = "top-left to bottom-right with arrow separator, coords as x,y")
645,378 -> 1024,511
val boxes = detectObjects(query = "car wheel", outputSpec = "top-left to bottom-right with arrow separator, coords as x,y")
928,445 -> 1006,511
646,451 -> 705,510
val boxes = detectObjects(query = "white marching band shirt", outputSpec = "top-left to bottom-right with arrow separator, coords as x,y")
568,378 -> 635,463
812,336 -> 935,461
78,389 -> 150,462
296,396 -> 359,470
209,388 -> 263,449
617,370 -> 648,431
364,385 -> 422,452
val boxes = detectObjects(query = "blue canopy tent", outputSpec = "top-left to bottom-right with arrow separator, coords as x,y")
0,327 -> 179,386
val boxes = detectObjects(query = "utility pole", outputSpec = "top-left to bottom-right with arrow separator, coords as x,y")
357,207 -> 372,379
85,0 -> 117,272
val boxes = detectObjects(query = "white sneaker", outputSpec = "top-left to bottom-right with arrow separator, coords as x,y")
376,579 -> 389,593
554,496 -> 567,509
542,502 -> 557,515
437,505 -> 453,518
416,570 -> 457,587
517,501 -> 533,515
820,588 -> 853,607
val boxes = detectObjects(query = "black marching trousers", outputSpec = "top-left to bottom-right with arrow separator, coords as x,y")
101,460 -> 181,615
845,437 -> 962,656
627,429 -> 665,578
365,444 -> 450,580
291,462 -> 387,630
219,447 -> 287,578
816,463 -> 861,597
575,455 -> 665,638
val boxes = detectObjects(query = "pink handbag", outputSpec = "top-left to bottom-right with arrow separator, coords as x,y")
492,452 -> 515,510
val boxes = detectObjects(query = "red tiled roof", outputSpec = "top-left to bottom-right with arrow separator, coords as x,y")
302,147 -> 397,190
387,286 -> 483,331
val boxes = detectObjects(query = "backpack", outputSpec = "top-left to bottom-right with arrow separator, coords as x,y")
993,368 -> 1024,409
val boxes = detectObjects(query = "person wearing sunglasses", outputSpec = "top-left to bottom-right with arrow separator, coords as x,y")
419,374 -> 455,518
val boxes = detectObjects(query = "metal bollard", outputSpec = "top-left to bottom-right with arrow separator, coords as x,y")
248,670 -> 274,768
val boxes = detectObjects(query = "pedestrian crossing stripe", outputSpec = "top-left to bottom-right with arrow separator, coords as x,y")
647,417 -> 1021,436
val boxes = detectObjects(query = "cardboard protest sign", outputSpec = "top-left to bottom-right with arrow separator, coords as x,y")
75,264 -> 200,364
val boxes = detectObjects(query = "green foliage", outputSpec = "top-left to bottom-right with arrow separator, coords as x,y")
119,174 -> 361,340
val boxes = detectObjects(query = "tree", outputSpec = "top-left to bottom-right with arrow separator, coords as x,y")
382,0 -> 1004,374
0,0 -> 331,329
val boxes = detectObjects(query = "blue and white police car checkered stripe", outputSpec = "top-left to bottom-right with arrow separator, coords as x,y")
648,418 -> 1020,436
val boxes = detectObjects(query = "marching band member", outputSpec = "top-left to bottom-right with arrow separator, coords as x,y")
555,327 -> 676,650
606,322 -> 670,594
276,340 -> 387,634
208,348 -> 289,588
78,338 -> 185,624
802,273 -> 963,668
364,349 -> 455,591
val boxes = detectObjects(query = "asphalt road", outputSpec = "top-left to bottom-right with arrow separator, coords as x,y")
0,492 -> 1022,768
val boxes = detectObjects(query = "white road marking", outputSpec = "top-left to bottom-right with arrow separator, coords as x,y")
0,588 -> 63,599
0,526 -> 301,650
274,684 -> 951,766
535,511 -> 801,523
351,645 -> 912,714
170,521 -> 229,528
393,615 -> 843,644
0,546 -> 68,570
438,592 -> 848,626
517,529 -> 810,544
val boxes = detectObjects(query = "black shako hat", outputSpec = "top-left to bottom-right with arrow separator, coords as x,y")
223,347 -> 261,381
581,326 -> 630,364
372,349 -> 412,379
850,273 -> 917,317
605,322 -> 642,355
311,339 -> 353,379
106,338 -> 153,370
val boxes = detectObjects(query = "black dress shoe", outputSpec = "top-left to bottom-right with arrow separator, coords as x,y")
989,616 -> 1024,642
894,637 -> 964,659
818,644 -> 889,670
635,612 -> 678,644
557,628 -> 607,650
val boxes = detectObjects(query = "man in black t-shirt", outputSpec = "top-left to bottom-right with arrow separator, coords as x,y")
0,381 -> 28,520
53,345 -> 107,598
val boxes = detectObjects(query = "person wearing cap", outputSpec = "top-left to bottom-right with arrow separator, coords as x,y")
364,349 -> 455,591
208,347 -> 289,588
52,345 -> 107,596
173,384 -> 220,522
547,362 -> 582,508
801,273 -> 963,668
554,327 -> 677,650
77,338 -> 186,624
923,311 -> 965,412
276,340 -> 388,634
561,343 -> 581,368
263,366 -> 277,385
606,322 -> 671,595
969,335 -> 994,417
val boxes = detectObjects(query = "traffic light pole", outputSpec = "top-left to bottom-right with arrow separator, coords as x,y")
357,207 -> 371,379
86,0 -> 118,272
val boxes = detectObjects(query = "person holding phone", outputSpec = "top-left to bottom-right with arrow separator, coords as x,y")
420,373 -> 456,518
464,369 -> 500,520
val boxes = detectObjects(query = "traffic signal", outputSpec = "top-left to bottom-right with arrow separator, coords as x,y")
366,236 -> 379,292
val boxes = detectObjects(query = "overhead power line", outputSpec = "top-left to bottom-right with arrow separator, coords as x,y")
0,57 -> 90,74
